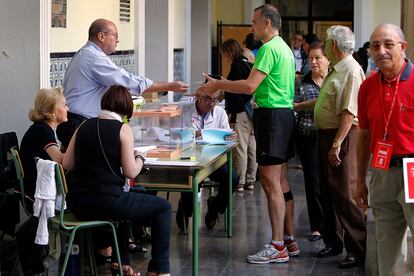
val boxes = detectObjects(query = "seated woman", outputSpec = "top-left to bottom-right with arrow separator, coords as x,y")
20,87 -> 68,206
18,88 -> 67,273
63,85 -> 172,276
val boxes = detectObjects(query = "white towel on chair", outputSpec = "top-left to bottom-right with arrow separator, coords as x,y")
34,159 -> 57,245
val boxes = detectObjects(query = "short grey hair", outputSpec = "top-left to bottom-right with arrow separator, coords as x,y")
326,25 -> 355,54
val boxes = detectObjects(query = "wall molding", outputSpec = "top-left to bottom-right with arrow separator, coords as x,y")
40,0 -> 51,88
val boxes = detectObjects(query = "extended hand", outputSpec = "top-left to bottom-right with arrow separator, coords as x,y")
197,73 -> 221,96
170,81 -> 189,92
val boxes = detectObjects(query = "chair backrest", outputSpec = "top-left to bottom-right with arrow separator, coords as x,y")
54,163 -> 69,227
10,147 -> 31,216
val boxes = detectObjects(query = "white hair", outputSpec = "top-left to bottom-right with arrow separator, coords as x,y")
326,25 -> 355,54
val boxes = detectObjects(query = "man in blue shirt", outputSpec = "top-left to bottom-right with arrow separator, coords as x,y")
58,18 -> 188,148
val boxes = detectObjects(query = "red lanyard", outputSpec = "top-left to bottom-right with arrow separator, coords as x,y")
378,63 -> 406,140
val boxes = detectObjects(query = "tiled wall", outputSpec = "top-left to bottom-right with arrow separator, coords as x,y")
50,48 -> 185,88
50,50 -> 136,88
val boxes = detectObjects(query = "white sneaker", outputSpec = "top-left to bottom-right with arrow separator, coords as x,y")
246,244 -> 289,264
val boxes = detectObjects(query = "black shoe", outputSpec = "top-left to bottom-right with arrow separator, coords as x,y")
176,199 -> 189,232
308,234 -> 322,242
338,255 -> 364,269
317,247 -> 343,258
128,240 -> 148,254
205,197 -> 219,230
95,253 -> 111,265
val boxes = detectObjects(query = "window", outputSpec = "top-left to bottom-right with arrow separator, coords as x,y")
120,0 -> 131,23
267,0 -> 353,43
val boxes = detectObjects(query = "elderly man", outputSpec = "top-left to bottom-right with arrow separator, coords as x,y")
177,92 -> 238,232
313,25 -> 367,269
355,24 -> 414,275
199,4 -> 296,263
57,18 -> 188,148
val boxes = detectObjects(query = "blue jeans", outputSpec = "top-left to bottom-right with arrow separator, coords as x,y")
68,191 -> 172,273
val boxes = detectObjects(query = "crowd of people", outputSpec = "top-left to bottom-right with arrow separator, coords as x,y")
15,3 -> 414,276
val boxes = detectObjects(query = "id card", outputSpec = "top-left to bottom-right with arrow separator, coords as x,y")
403,158 -> 414,203
372,139 -> 394,170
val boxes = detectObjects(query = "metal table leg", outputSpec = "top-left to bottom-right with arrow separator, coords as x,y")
192,173 -> 199,276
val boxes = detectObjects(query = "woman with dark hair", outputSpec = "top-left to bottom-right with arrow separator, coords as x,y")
293,41 -> 329,242
221,39 -> 257,192
63,85 -> 172,276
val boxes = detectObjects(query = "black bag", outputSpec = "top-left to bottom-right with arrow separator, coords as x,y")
0,132 -> 19,192
16,216 -> 47,275
0,132 -> 20,236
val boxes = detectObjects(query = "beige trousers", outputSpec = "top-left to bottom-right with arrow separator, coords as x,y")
370,167 -> 414,275
229,112 -> 257,186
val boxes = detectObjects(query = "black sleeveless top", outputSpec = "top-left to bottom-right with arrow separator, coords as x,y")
67,118 -> 124,197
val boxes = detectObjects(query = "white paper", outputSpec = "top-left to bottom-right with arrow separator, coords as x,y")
143,157 -> 158,164
145,160 -> 198,166
134,145 -> 157,153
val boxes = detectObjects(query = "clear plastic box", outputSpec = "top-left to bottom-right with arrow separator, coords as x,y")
130,102 -> 195,158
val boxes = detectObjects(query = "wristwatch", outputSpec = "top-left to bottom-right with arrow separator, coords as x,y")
332,141 -> 341,149
135,154 -> 146,164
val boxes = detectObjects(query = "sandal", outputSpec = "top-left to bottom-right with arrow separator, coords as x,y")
246,183 -> 255,190
110,264 -> 141,276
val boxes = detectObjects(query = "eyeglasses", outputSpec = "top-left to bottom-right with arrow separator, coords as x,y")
102,32 -> 119,39
369,41 -> 402,51
201,95 -> 219,104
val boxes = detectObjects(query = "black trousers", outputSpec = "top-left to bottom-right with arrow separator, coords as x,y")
181,165 -> 238,216
296,133 -> 324,232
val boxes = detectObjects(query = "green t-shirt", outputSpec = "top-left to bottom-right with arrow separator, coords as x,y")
253,36 -> 295,108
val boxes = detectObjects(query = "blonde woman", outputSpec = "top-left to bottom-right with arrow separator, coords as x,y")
20,87 -> 68,201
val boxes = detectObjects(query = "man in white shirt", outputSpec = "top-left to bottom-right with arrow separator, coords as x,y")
176,92 -> 238,232
291,32 -> 305,73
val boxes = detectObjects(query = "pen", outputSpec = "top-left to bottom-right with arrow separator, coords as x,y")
180,156 -> 196,161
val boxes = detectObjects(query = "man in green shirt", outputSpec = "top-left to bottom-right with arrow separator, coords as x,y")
199,4 -> 296,264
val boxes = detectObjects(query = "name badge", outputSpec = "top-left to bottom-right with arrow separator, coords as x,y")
372,139 -> 394,170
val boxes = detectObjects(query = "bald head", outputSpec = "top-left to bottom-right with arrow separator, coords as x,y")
369,23 -> 407,78
371,23 -> 405,41
88,19 -> 115,41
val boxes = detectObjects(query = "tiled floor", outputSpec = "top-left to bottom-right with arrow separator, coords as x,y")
102,164 -> 366,275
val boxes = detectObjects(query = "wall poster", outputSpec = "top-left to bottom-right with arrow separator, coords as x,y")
52,0 -> 67,28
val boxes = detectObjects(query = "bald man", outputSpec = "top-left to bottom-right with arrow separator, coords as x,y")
58,19 -> 188,148
355,24 -> 414,275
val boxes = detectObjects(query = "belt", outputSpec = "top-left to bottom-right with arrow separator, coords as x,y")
389,155 -> 414,168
